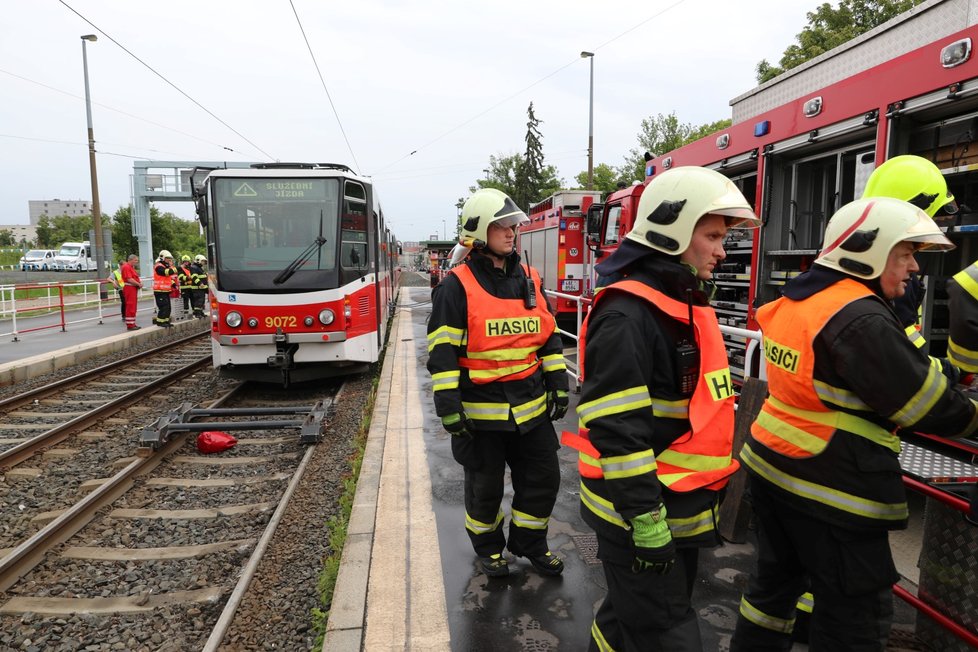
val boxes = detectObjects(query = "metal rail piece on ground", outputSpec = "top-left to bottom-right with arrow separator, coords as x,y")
139,400 -> 327,449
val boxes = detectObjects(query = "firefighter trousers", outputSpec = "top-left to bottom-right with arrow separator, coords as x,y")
461,419 -> 560,558
153,292 -> 172,325
590,547 -> 702,652
730,476 -> 896,652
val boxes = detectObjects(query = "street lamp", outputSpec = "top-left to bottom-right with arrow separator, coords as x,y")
81,34 -> 106,293
441,219 -> 446,240
581,51 -> 594,191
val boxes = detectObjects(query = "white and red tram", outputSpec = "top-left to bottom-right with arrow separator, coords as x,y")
192,163 -> 399,385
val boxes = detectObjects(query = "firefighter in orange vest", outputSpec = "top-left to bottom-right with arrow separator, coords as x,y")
562,167 -> 760,650
152,249 -> 178,328
730,197 -> 978,651
426,188 -> 568,578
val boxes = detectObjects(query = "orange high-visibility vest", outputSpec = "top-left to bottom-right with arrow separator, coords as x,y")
451,263 -> 555,384
153,262 -> 175,292
563,280 -> 738,492
751,278 -> 895,457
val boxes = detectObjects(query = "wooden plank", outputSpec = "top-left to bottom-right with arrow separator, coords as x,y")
718,377 -> 768,543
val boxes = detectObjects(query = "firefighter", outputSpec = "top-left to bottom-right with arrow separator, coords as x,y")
730,197 -> 978,651
562,166 -> 761,651
152,250 -> 178,328
426,188 -> 568,578
861,154 -> 958,349
121,254 -> 142,330
108,260 -> 125,321
190,254 -> 208,319
948,260 -> 978,376
178,254 -> 194,318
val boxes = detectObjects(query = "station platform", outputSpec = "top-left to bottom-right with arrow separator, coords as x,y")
321,285 -> 936,652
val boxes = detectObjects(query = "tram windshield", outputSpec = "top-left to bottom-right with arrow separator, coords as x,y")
211,177 -> 340,275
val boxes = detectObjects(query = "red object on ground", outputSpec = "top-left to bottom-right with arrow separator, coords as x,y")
197,431 -> 237,453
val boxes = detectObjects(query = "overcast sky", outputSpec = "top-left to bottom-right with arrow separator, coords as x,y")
2,0 -> 818,243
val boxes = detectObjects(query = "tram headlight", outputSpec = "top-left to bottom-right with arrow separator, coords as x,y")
319,309 -> 335,325
225,311 -> 243,328
304,316 -> 315,327
247,317 -> 259,328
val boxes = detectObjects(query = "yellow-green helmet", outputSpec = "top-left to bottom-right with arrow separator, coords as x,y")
862,155 -> 958,217
181,255 -> 191,263
625,167 -> 760,254
459,188 -> 528,248
815,197 -> 954,279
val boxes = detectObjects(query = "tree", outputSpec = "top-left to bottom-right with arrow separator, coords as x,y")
111,204 -> 205,261
756,0 -> 924,83
619,113 -> 733,182
574,163 -> 630,195
0,230 -> 13,247
35,216 -> 53,247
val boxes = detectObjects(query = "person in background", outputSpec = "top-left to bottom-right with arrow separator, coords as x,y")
730,197 -> 978,651
120,254 -> 142,331
179,254 -> 194,319
108,260 -> 125,322
426,188 -> 568,579
948,260 -> 978,377
564,166 -> 761,651
153,250 -> 178,328
190,254 -> 208,319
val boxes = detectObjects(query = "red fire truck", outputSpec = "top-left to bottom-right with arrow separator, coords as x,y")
520,189 -> 601,333
604,0 -> 978,646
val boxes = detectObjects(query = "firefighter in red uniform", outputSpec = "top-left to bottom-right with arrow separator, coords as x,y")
152,250 -> 178,328
426,188 -> 568,578
730,197 -> 978,651
120,253 -> 142,330
563,166 -> 761,651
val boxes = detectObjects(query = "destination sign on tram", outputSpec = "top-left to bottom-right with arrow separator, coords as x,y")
219,178 -> 334,201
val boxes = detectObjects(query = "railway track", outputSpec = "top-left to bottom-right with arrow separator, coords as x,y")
0,370 -> 347,650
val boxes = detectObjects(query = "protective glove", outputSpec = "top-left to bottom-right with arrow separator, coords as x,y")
630,505 -> 675,575
547,390 -> 569,421
442,412 -> 474,437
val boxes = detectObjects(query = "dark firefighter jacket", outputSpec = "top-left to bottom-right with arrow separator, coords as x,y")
426,251 -> 567,433
948,260 -> 978,374
742,267 -> 978,532
574,255 -> 730,558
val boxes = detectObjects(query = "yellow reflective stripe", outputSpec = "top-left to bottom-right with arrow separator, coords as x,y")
656,448 -> 731,472
512,393 -> 548,424
739,596 -> 795,634
796,592 -> 814,614
467,361 -> 538,381
600,449 -> 657,480
754,409 -> 831,455
427,325 -> 465,351
541,353 -> 567,373
578,386 -> 653,428
890,357 -> 947,427
954,263 -> 978,298
658,471 -> 695,485
652,397 -> 689,419
904,325 -> 925,348
511,508 -> 548,530
580,481 -> 627,528
948,337 -> 978,373
591,620 -> 616,652
431,370 -> 460,392
741,443 -> 908,521
766,395 -> 900,453
466,346 -> 538,361
668,505 -> 716,539
465,509 -> 504,535
813,379 -> 870,411
579,451 -> 601,471
462,401 -> 510,421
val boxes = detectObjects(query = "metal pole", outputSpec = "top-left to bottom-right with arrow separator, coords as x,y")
81,35 -> 107,299
581,51 -> 594,191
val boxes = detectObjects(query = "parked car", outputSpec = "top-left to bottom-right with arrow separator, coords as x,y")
19,249 -> 57,271
51,241 -> 96,271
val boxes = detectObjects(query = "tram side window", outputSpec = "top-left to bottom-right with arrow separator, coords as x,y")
604,205 -> 623,245
342,181 -> 369,271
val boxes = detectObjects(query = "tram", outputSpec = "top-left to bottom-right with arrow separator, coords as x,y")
191,163 -> 400,385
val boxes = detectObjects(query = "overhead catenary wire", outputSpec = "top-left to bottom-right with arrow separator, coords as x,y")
58,0 -> 276,161
289,0 -> 361,173
370,0 -> 688,176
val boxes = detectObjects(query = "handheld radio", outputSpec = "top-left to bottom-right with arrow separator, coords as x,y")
523,250 -> 537,310
675,289 -> 700,396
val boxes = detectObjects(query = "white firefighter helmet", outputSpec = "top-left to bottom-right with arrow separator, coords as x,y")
194,254 -> 207,265
459,188 -> 529,249
625,167 -> 760,255
158,249 -> 173,260
815,196 -> 954,279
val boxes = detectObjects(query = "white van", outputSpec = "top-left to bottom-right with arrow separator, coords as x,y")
52,241 -> 96,272
19,249 -> 57,271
